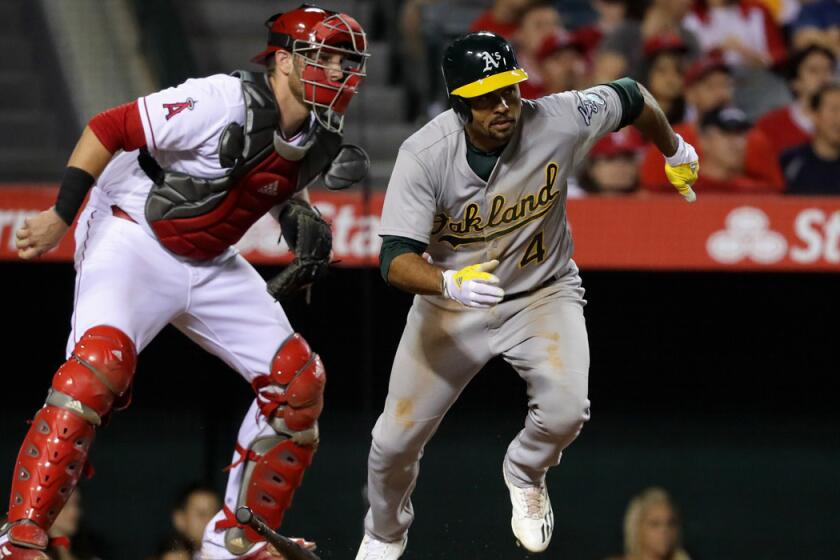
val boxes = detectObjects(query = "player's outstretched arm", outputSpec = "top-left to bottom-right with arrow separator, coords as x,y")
632,83 -> 699,202
17,98 -> 148,259
16,126 -> 114,259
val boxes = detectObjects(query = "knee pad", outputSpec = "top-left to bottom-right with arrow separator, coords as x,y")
50,326 -> 137,422
252,333 -> 326,431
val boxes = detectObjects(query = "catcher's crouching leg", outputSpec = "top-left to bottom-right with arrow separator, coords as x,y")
216,333 -> 325,556
1,326 -> 136,555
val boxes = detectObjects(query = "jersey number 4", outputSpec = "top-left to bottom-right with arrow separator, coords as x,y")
519,231 -> 547,268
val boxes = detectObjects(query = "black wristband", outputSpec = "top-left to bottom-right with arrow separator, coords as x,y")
55,166 -> 95,225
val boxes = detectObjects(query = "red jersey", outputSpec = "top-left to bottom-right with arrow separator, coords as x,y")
639,122 -> 784,193
754,104 -> 813,158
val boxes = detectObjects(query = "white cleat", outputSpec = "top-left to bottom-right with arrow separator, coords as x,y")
354,534 -> 407,560
503,467 -> 554,553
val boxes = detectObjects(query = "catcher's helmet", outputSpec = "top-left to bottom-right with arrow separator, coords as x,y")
252,4 -> 369,133
442,32 -> 528,123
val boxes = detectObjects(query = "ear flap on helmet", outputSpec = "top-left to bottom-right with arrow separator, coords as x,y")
450,95 -> 472,124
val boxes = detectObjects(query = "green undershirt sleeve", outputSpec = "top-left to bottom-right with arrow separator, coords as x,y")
605,77 -> 644,130
379,235 -> 428,283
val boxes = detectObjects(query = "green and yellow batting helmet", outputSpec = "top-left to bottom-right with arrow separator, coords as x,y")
441,31 -> 529,122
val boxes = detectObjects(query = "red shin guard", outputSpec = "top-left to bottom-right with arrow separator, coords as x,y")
5,326 -> 136,548
219,333 -> 325,555
7,407 -> 94,531
253,333 -> 326,431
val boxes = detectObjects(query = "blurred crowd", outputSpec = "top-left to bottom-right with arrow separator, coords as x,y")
46,484 -> 691,560
606,487 -> 691,560
400,0 -> 840,196
41,484 -> 221,560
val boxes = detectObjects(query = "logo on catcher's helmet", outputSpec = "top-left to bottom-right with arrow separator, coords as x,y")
163,97 -> 198,120
481,51 -> 502,72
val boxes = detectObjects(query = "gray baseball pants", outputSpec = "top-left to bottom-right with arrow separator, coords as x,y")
364,271 -> 591,542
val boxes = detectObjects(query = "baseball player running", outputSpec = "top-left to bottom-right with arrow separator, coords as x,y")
0,5 -> 370,560
355,32 -> 699,559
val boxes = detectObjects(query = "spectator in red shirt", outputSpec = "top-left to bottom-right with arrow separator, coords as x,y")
514,1 -> 565,99
641,106 -> 784,192
781,79 -> 840,195
755,45 -> 838,158
642,57 -> 782,191
578,129 -> 646,194
683,0 -> 787,68
642,35 -> 689,124
537,30 -> 588,93
469,0 -> 535,39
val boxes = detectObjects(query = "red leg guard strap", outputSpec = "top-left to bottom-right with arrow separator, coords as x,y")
223,443 -> 262,473
252,334 -> 326,432
214,505 -> 240,532
49,536 -> 71,549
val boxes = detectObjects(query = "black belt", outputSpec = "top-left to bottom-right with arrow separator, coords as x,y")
501,276 -> 556,303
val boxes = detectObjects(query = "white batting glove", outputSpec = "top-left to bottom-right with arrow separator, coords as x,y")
442,259 -> 505,308
664,134 -> 699,203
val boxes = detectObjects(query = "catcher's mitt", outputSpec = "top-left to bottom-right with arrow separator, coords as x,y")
267,198 -> 332,300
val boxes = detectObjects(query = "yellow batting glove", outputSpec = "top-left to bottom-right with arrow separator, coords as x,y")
453,260 -> 497,285
664,134 -> 699,203
442,260 -> 505,308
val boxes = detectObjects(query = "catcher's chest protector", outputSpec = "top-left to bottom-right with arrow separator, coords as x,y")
142,71 -> 341,261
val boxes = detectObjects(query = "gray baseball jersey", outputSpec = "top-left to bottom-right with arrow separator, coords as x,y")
379,85 -> 623,297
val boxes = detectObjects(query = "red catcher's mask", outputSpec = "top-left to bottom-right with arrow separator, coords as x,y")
253,6 -> 369,133
293,13 -> 368,133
